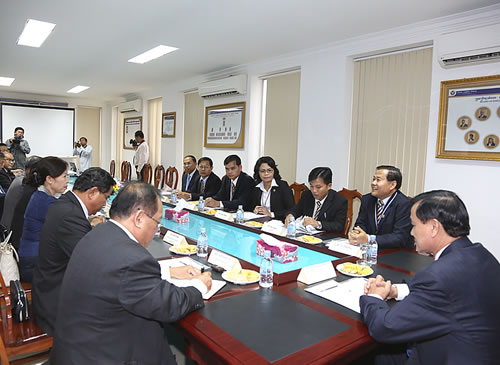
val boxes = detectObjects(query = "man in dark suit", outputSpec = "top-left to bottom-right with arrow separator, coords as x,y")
33,167 -> 115,336
206,154 -> 254,211
0,152 -> 17,192
179,157 -> 221,201
349,165 -> 413,249
285,167 -> 347,232
360,190 -> 500,365
180,154 -> 200,193
50,182 -> 211,365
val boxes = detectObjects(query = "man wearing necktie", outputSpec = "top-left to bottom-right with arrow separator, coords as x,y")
180,155 -> 199,194
205,155 -> 254,211
349,165 -> 413,249
178,157 -> 221,201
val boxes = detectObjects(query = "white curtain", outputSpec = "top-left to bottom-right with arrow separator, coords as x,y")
148,98 -> 163,168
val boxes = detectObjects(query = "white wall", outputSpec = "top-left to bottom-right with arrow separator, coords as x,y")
103,5 -> 500,259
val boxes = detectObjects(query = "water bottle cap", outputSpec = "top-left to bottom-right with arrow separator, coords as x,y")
238,205 -> 243,209
200,227 -> 206,233
290,216 -> 295,222
264,250 -> 271,258
369,235 -> 376,241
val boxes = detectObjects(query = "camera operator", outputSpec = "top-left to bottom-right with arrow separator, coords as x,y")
73,137 -> 93,172
5,127 -> 31,170
132,130 -> 149,181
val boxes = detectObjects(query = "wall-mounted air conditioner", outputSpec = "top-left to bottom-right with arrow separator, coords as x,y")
437,23 -> 500,68
198,75 -> 247,98
118,99 -> 142,113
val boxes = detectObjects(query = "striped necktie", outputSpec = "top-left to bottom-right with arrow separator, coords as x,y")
231,182 -> 236,200
186,174 -> 191,190
313,201 -> 322,220
377,200 -> 384,224
200,179 -> 205,194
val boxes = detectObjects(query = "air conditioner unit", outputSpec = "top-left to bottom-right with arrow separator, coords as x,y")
198,75 -> 247,98
118,99 -> 142,113
437,23 -> 500,68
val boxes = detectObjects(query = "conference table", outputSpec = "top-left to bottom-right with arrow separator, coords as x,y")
147,202 -> 433,364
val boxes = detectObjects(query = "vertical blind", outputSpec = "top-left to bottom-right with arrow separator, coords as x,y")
183,91 -> 204,161
349,48 -> 432,198
148,98 -> 162,168
263,71 -> 301,183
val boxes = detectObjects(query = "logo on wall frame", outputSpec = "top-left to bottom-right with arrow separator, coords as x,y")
465,130 -> 479,144
456,116 -> 471,130
475,107 -> 490,121
484,134 -> 498,149
449,90 -> 456,96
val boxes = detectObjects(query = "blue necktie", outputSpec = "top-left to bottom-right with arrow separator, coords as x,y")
186,174 -> 191,190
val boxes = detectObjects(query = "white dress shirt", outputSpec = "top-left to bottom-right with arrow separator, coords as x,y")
133,141 -> 149,173
73,145 -> 93,172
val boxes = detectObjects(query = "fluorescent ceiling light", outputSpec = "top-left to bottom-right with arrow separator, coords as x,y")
17,19 -> 56,47
0,77 -> 15,87
128,45 -> 178,64
67,85 -> 89,94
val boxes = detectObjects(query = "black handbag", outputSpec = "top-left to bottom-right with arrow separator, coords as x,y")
9,280 -> 29,322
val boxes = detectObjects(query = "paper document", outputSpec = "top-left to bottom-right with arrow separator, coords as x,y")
158,258 -> 226,300
232,212 -> 265,221
305,277 -> 367,313
295,217 -> 321,235
325,237 -> 362,258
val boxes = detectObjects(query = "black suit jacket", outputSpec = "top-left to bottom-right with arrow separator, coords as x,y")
288,189 -> 347,232
360,237 -> 500,364
181,169 -> 200,192
250,180 -> 295,221
213,172 -> 255,211
33,191 -> 92,335
0,168 -> 15,192
50,221 -> 204,365
190,172 -> 221,201
354,191 -> 413,249
10,184 -> 37,250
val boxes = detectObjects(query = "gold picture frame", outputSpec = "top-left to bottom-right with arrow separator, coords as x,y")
436,74 -> 500,161
162,112 -> 176,138
204,102 -> 245,148
123,116 -> 142,150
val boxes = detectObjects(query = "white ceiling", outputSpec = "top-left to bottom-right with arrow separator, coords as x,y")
1,0 -> 499,101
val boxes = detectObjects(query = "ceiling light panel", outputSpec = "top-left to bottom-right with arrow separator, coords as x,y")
67,85 -> 89,94
0,77 -> 15,87
17,19 -> 56,48
128,45 -> 178,64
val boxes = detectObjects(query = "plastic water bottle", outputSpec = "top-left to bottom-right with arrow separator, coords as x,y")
259,250 -> 273,288
287,216 -> 296,238
197,227 -> 208,258
198,196 -> 205,211
367,235 -> 378,266
170,190 -> 177,204
236,205 -> 244,224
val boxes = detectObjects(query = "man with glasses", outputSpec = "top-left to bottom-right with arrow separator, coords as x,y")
33,167 -> 115,336
0,151 -> 18,192
178,157 -> 221,201
50,182 -> 211,364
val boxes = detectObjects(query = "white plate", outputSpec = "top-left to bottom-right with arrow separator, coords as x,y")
297,235 -> 323,245
169,245 -> 198,256
336,263 -> 374,277
221,270 -> 260,285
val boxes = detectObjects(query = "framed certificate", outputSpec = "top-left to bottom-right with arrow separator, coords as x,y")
123,116 -> 142,150
162,112 -> 176,138
204,102 -> 245,148
436,75 -> 500,161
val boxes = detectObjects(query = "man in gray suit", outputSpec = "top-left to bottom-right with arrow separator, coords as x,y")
50,182 -> 212,364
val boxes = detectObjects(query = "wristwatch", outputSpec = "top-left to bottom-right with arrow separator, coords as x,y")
316,221 -> 322,230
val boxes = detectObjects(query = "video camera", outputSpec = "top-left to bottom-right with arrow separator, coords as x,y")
13,135 -> 22,144
129,139 -> 138,147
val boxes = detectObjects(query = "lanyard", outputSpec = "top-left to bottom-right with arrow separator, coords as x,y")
375,192 -> 397,229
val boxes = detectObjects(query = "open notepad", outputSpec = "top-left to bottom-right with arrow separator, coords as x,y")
158,257 -> 226,300
304,277 -> 367,313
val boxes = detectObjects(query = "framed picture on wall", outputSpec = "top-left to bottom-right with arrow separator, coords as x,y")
436,74 -> 500,161
123,116 -> 142,150
162,112 -> 176,138
204,102 -> 245,148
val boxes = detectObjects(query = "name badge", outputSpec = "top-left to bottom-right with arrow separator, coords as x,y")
163,230 -> 188,246
215,210 -> 234,222
297,262 -> 336,285
208,249 -> 239,272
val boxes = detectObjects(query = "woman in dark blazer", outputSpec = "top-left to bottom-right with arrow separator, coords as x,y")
250,156 -> 294,221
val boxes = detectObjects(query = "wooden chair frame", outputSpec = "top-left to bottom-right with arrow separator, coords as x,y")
290,183 -> 308,205
165,167 -> 179,190
154,165 -> 165,188
109,160 -> 116,178
338,188 -> 363,238
142,163 -> 153,184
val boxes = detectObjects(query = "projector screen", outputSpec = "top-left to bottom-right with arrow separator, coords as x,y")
0,103 -> 75,157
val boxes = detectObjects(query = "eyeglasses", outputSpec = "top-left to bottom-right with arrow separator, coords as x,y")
198,165 -> 211,170
259,169 -> 274,175
142,210 -> 162,228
